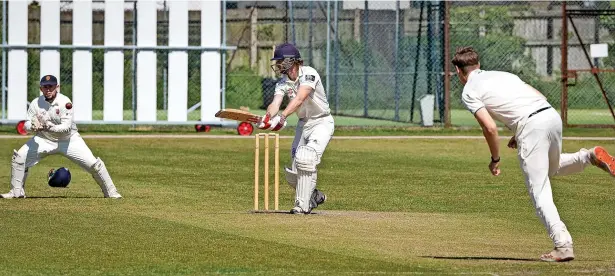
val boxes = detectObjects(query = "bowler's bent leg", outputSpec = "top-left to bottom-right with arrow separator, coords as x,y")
552,151 -> 592,177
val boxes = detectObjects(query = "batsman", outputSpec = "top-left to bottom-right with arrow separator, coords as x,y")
257,43 -> 334,214
1,75 -> 121,199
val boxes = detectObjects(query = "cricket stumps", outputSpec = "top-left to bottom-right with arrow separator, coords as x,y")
254,133 -> 280,211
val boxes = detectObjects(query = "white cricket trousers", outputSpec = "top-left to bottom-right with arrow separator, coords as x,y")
19,133 -> 99,169
290,115 -> 335,160
516,108 -> 591,248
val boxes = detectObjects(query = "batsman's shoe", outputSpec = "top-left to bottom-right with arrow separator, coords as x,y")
589,147 -> 615,177
0,190 -> 26,199
540,247 -> 575,262
290,206 -> 311,215
310,189 -> 327,208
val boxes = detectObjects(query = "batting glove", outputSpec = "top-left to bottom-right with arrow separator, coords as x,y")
30,115 -> 46,132
256,113 -> 272,130
267,115 -> 287,131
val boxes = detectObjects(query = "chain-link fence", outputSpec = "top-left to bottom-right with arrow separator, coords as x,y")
448,1 -> 615,127
562,1 -> 615,126
3,1 -> 615,127
447,1 -> 562,126
331,1 -> 446,123
226,0 -> 615,127
225,1 -> 448,124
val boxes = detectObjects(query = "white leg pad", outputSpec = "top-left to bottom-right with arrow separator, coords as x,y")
295,146 -> 319,212
295,146 -> 319,172
296,169 -> 316,212
287,165 -> 322,209
4,150 -> 27,198
89,158 -> 122,198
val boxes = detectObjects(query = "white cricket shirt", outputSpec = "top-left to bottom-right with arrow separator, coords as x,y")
461,69 -> 552,133
24,93 -> 78,141
274,66 -> 331,120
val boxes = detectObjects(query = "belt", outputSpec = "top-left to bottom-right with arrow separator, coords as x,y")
528,106 -> 551,118
299,113 -> 331,122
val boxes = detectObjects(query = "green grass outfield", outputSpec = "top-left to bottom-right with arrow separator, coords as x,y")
2,109 -> 614,138
1,109 -> 613,130
3,108 -> 605,127
0,136 -> 613,275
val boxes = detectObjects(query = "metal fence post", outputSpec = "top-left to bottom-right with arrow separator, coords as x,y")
308,0 -> 313,65
363,0 -> 369,117
561,2 -> 568,127
410,1 -> 425,122
333,1 -> 339,114
289,0 -> 295,44
426,2 -> 433,95
284,1 -> 288,42
437,1 -> 444,121
443,0 -> 451,128
393,0 -> 400,121
1,0 -> 6,120
326,0 -> 331,103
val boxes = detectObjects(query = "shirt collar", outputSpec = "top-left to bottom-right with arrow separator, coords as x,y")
467,69 -> 482,82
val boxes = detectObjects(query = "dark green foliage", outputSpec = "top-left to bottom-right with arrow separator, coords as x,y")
225,66 -> 264,109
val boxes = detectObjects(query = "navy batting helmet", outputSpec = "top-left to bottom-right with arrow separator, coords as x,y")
271,43 -> 301,61
271,43 -> 302,74
48,167 -> 71,188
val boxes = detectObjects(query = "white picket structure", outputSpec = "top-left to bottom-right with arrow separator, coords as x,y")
7,0 -> 28,121
103,0 -> 125,122
3,0 -> 233,125
72,0 -> 93,121
40,0 -> 60,82
200,0 -> 222,124
168,0 -> 189,122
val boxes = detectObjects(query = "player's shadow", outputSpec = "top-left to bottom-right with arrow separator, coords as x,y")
249,210 -> 322,215
421,256 -> 535,262
26,196 -> 101,199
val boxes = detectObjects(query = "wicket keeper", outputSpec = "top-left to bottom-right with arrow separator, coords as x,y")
257,43 -> 334,214
453,47 -> 615,262
1,75 -> 122,199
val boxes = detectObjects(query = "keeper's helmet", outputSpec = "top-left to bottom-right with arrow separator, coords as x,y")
270,43 -> 302,74
48,167 -> 71,188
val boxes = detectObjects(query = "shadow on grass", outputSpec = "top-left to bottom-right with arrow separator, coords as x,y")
422,256 -> 536,262
26,196 -> 102,199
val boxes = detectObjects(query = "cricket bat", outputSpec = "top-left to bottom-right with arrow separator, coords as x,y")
215,109 -> 261,123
